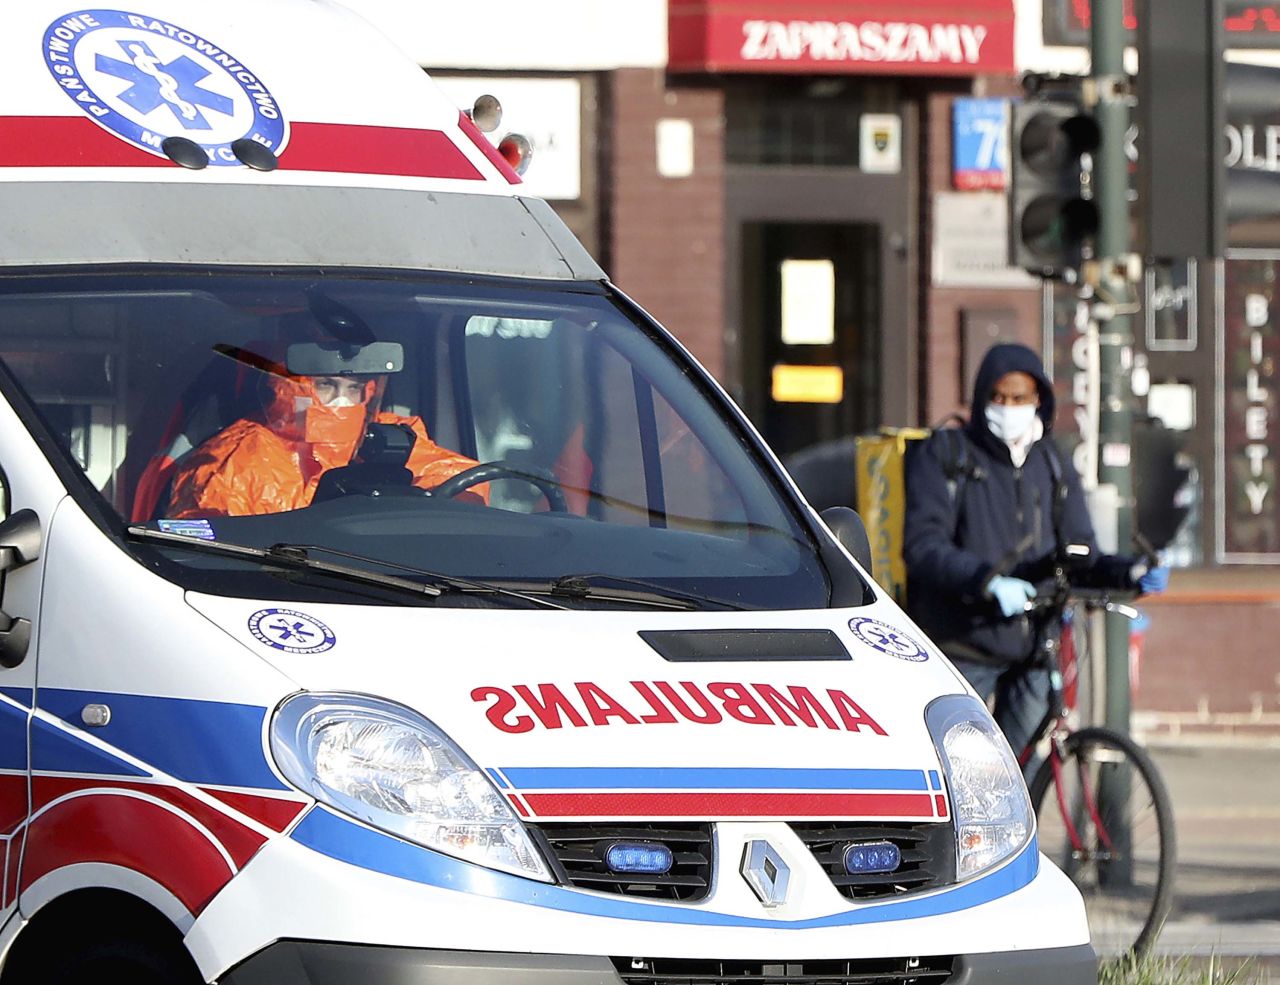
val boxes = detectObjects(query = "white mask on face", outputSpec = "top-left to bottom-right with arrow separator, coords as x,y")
985,403 -> 1038,442
322,393 -> 361,408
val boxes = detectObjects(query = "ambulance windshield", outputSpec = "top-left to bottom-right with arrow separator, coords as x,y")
0,269 -> 842,610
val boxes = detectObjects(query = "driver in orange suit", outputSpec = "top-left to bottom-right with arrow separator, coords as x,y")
166,371 -> 484,518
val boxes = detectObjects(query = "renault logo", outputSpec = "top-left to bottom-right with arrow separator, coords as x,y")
741,840 -> 790,908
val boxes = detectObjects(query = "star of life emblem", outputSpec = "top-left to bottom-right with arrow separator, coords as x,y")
248,608 -> 336,655
848,617 -> 929,662
42,9 -> 288,166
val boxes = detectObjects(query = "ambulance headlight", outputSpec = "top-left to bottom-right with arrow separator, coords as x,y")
925,695 -> 1034,880
271,692 -> 551,882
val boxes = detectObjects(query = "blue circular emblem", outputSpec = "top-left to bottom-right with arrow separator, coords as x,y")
248,608 -> 335,655
848,618 -> 929,662
42,9 -> 287,166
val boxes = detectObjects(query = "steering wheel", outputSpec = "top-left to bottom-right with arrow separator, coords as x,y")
432,461 -> 569,512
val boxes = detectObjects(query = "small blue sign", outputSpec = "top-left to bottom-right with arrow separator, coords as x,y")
848,618 -> 929,662
952,97 -> 1008,190
42,9 -> 287,166
248,608 -> 336,655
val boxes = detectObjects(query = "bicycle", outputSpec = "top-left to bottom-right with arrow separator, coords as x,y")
1017,546 -> 1177,960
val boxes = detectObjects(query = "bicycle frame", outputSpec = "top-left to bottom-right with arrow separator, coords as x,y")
1016,561 -> 1119,858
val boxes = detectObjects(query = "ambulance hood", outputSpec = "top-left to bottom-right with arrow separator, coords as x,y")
0,1 -> 602,278
187,594 -> 967,822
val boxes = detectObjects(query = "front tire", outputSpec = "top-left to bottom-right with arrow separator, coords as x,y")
1028,726 -> 1177,960
1,892 -> 202,985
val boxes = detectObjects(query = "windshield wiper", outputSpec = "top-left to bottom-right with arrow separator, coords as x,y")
268,542 -> 567,609
542,573 -> 744,611
125,527 -> 566,609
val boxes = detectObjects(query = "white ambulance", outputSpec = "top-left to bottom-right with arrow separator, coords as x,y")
0,2 -> 1095,983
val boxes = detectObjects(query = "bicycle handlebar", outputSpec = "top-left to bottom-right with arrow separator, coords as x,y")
1024,586 -> 1141,619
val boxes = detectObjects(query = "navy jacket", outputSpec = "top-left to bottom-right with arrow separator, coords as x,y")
903,344 -> 1125,665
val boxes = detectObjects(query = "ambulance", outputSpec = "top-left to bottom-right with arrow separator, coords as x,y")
0,2 -> 1096,983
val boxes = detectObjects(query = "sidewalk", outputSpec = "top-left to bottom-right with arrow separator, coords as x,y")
1136,745 -> 1280,958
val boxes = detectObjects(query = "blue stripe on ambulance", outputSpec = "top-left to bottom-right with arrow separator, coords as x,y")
31,716 -> 151,777
291,805 -> 1038,928
500,766 -> 930,791
0,695 -> 29,772
33,689 -> 286,790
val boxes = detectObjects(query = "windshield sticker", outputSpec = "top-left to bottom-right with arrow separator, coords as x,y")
848,618 -> 929,662
248,608 -> 336,655
43,10 -> 288,166
157,518 -> 215,540
472,682 -> 888,736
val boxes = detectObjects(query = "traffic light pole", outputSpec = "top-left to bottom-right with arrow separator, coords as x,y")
1090,0 -> 1134,738
1091,0 -> 1136,885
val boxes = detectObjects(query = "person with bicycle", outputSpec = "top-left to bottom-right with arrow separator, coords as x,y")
902,342 -> 1169,757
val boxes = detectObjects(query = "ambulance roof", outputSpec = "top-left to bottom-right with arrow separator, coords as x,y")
0,1 -> 604,279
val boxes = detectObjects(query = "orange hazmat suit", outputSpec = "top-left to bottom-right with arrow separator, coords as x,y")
166,372 -> 483,518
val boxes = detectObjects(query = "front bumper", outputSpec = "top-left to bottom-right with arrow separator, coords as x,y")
218,944 -> 1098,985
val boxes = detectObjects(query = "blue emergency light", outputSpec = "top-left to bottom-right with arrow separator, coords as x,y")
843,841 -> 901,875
605,842 -> 674,875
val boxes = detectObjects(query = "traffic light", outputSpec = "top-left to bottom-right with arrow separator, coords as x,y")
1009,94 -> 1101,277
1132,417 -> 1193,552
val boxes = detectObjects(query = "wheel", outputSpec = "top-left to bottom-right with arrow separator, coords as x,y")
431,461 -> 568,512
0,893 -> 202,985
40,938 -> 200,984
1029,726 -> 1177,960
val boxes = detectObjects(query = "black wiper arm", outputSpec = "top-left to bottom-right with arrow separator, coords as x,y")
126,526 -> 449,600
546,573 -> 744,611
262,542 -> 567,610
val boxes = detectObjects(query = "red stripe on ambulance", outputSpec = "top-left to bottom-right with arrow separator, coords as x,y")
520,791 -> 934,820
22,792 -> 235,914
281,122 -> 484,180
0,116 -> 487,181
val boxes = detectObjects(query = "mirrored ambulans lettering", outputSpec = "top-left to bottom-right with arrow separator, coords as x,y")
471,682 -> 888,735
41,9 -> 287,163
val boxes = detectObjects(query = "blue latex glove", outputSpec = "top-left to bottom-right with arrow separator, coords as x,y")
987,575 -> 1036,618
1139,565 -> 1170,595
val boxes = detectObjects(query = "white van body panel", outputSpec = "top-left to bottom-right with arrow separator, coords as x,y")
185,831 -> 1086,980
0,1 -> 1097,981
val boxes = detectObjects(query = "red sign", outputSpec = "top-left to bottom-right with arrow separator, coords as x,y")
1044,0 -> 1280,48
669,1 -> 1016,76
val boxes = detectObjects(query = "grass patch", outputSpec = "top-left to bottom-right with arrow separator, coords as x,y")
1101,955 -> 1272,985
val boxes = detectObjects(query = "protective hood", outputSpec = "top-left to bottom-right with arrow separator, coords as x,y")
262,372 -> 375,468
965,343 -> 1055,456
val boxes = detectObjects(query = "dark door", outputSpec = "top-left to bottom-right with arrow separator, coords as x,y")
741,221 -> 881,460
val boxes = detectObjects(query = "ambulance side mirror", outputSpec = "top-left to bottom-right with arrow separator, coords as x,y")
0,509 -> 41,669
820,507 -> 874,573
0,510 -> 41,573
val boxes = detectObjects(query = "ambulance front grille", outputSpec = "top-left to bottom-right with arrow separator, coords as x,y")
790,821 -> 956,900
528,823 -> 713,901
612,956 -> 954,985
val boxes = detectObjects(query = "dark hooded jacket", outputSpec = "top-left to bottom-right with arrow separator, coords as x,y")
903,343 -> 1130,665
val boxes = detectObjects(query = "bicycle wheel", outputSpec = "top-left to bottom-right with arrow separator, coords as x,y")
1028,726 -> 1176,959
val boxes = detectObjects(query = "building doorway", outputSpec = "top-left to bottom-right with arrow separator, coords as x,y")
739,221 -> 881,460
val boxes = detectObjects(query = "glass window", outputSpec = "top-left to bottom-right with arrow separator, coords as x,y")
725,79 -> 896,169
0,269 -> 843,610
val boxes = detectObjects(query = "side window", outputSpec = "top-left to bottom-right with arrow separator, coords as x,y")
464,317 -> 584,512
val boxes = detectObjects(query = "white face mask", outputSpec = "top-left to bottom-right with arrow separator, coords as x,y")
985,403 -> 1038,442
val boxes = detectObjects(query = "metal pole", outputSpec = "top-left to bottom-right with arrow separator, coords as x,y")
1091,0 -> 1136,886
1090,0 -> 1135,737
